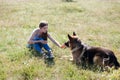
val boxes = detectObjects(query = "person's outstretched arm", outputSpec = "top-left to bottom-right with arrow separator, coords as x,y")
48,33 -> 61,48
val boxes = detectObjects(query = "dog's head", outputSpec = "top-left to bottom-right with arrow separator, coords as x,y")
64,32 -> 82,49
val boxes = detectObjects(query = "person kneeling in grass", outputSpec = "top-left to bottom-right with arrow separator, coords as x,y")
27,21 -> 63,59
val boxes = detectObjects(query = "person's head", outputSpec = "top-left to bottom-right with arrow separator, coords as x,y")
39,21 -> 48,33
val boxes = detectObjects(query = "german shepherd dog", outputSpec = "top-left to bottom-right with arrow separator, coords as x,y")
64,32 -> 120,69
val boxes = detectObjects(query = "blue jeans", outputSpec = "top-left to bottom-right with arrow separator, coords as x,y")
27,38 -> 51,54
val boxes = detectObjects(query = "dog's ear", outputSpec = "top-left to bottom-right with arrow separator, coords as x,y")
68,34 -> 72,41
73,32 -> 76,36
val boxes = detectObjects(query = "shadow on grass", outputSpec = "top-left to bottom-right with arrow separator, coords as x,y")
44,58 -> 55,67
75,63 -> 104,73
62,0 -> 77,2
27,49 -> 55,67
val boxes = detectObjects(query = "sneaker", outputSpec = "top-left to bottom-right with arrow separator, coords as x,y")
49,53 -> 54,59
44,53 -> 49,59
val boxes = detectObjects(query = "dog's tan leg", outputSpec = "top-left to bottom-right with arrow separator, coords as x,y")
72,53 -> 80,64
93,56 -> 103,67
103,57 -> 110,66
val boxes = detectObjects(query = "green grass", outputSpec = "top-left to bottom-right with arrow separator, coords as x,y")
0,0 -> 120,80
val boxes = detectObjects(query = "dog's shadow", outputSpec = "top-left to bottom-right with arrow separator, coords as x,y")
60,55 -> 104,72
76,63 -> 105,72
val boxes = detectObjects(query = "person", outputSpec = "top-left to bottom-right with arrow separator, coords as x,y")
27,21 -> 62,59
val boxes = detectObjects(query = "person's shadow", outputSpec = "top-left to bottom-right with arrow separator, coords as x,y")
28,49 -> 55,67
43,52 -> 55,67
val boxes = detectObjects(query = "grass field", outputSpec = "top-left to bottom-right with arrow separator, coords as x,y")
0,0 -> 120,80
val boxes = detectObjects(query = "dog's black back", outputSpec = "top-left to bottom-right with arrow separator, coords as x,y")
82,46 -> 119,68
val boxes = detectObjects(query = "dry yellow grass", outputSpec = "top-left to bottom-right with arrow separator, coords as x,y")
0,0 -> 120,80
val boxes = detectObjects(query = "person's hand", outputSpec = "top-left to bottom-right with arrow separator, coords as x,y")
40,40 -> 47,44
28,41 -> 35,44
60,44 -> 66,49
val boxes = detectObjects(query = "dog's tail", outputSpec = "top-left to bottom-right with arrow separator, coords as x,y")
113,56 -> 120,69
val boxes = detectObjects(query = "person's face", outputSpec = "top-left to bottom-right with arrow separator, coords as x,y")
40,26 -> 48,33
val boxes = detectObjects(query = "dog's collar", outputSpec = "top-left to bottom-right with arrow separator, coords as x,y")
79,46 -> 86,59
71,44 -> 86,58
72,47 -> 81,53
71,43 -> 87,53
